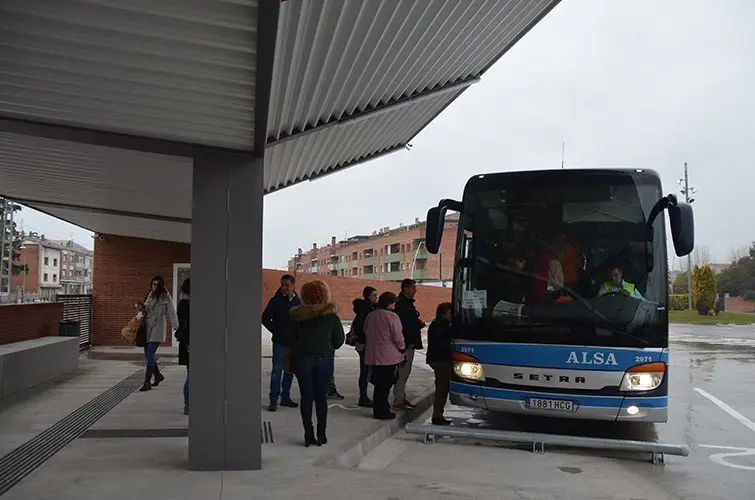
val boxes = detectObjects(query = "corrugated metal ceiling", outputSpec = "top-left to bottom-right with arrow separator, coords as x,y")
268,0 -> 558,140
28,204 -> 192,243
0,0 -> 258,150
0,132 -> 193,219
264,89 -> 463,192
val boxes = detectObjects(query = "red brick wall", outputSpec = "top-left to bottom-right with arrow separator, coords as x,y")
93,235 -> 453,346
0,302 -> 64,346
93,235 -> 190,346
264,270 -> 451,322
726,296 -> 755,313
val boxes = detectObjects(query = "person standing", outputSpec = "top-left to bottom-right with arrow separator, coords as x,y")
364,292 -> 405,420
352,286 -> 378,407
262,275 -> 301,411
137,276 -> 178,393
426,302 -> 453,425
393,279 -> 425,410
175,279 -> 191,415
289,280 -> 345,447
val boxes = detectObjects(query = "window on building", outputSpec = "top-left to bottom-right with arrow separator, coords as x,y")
44,257 -> 49,265
44,273 -> 48,282
53,274 -> 57,282
53,258 -> 58,266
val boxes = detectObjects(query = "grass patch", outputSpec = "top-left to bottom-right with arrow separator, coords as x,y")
669,310 -> 755,325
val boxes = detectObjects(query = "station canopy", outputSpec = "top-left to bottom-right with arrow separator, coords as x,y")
0,0 -> 561,243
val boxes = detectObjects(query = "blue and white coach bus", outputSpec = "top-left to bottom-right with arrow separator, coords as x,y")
424,169 -> 694,422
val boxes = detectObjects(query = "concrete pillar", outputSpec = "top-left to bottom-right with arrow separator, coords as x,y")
189,150 -> 263,471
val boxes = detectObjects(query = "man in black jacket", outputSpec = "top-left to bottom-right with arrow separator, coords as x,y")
393,279 -> 425,410
262,275 -> 302,411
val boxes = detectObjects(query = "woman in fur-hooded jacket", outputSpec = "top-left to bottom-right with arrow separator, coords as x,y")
289,280 -> 345,447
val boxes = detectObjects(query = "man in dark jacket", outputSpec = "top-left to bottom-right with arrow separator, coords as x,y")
393,279 -> 425,410
262,275 -> 302,411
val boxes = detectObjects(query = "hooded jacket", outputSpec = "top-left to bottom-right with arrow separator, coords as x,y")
394,293 -> 424,349
352,298 -> 377,345
290,303 -> 345,357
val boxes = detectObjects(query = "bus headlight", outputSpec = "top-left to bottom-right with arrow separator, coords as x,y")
620,362 -> 666,391
452,352 -> 485,382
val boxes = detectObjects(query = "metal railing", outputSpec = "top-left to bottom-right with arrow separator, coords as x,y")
56,294 -> 93,350
405,423 -> 689,464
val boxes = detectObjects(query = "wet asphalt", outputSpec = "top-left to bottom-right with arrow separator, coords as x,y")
375,323 -> 755,499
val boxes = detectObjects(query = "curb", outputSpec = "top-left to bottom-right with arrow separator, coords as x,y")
315,384 -> 435,469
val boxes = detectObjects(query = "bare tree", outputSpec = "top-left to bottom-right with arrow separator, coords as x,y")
728,246 -> 747,264
693,246 -> 713,267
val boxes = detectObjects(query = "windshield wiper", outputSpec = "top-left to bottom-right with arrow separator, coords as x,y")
479,257 -> 650,346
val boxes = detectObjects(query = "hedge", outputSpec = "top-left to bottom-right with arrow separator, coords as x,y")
669,294 -> 688,310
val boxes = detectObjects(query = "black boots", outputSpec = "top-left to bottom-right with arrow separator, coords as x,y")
317,425 -> 327,445
140,365 -> 153,392
152,363 -> 165,387
304,426 -> 319,447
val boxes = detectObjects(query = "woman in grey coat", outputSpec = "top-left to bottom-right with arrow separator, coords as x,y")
137,276 -> 179,392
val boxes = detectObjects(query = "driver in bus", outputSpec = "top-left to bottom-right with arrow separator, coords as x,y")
597,266 -> 643,300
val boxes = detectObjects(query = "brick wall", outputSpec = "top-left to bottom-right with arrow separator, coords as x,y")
264,270 -> 451,322
93,235 -> 452,346
0,302 -> 64,346
93,235 -> 190,346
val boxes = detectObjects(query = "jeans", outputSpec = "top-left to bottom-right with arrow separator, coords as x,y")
183,367 -> 189,410
269,343 -> 294,402
294,355 -> 333,430
144,342 -> 159,368
430,361 -> 451,419
372,364 -> 398,417
358,350 -> 369,398
393,347 -> 415,403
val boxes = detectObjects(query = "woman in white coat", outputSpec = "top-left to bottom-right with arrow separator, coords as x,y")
137,276 -> 178,392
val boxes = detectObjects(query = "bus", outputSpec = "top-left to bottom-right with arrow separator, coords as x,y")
424,169 -> 693,422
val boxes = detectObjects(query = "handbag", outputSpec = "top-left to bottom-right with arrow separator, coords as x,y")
135,315 -> 147,348
345,325 -> 357,347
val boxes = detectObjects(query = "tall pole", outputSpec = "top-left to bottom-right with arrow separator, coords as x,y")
0,199 -> 7,294
6,202 -> 13,295
683,162 -> 693,310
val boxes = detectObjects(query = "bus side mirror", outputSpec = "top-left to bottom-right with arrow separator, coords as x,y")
425,199 -> 462,254
426,207 -> 444,254
669,202 -> 694,257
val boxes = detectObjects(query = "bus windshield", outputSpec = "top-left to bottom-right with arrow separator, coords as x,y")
455,170 -> 668,347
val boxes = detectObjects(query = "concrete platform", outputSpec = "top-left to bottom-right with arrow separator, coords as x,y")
0,329 -> 438,499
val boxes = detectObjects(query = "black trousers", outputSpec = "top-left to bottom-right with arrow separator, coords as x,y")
371,364 -> 398,417
430,361 -> 451,419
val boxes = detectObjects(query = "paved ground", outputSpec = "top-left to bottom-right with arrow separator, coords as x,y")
356,323 -> 755,500
0,324 -> 753,499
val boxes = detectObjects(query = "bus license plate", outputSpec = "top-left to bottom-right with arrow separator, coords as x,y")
527,398 -> 575,412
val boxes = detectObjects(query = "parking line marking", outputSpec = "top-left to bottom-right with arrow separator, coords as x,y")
694,388 -> 755,434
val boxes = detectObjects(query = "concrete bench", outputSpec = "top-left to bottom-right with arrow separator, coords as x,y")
0,337 -> 79,401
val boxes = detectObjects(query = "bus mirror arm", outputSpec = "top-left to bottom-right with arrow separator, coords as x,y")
426,199 -> 462,255
645,194 -> 694,258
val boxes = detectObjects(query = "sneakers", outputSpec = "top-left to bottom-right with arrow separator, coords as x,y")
268,398 -> 299,411
373,412 -> 396,420
393,400 -> 415,411
327,390 -> 345,400
431,417 -> 452,426
358,396 -> 374,408
280,397 -> 299,408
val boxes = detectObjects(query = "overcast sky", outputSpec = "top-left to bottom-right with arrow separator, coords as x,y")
18,0 -> 755,269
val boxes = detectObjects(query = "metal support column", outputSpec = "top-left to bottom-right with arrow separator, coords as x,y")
189,150 -> 263,471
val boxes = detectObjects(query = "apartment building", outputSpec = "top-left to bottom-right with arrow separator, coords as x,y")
288,215 -> 458,283
55,240 -> 94,294
10,238 -> 62,300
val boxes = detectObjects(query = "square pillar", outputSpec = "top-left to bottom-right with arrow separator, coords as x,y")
189,150 -> 263,470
